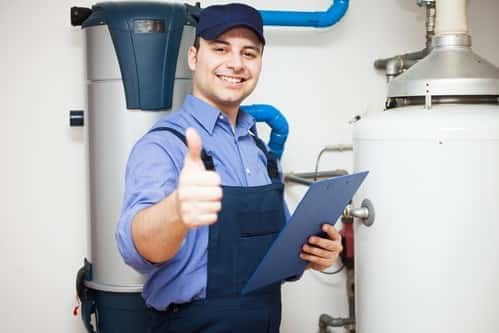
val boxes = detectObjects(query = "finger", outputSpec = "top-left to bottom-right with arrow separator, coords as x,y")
302,244 -> 336,259
184,213 -> 218,227
180,201 -> 222,215
300,252 -> 332,268
308,236 -> 342,252
180,171 -> 221,187
322,224 -> 341,241
177,186 -> 223,202
185,128 -> 204,168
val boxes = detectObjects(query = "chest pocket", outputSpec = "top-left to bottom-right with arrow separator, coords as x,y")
238,188 -> 285,237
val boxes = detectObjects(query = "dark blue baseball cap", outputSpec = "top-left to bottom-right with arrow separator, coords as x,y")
196,3 -> 265,45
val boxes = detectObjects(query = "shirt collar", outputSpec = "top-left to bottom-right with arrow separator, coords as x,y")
183,95 -> 256,136
236,108 -> 257,138
184,95 -> 220,135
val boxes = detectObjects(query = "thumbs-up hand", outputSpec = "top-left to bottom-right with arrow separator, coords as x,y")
176,128 -> 222,228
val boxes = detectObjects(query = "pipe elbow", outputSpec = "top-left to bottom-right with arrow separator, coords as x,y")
260,0 -> 349,28
241,104 -> 289,159
316,0 -> 349,27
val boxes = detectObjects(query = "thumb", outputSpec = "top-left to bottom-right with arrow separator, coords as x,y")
185,128 -> 204,168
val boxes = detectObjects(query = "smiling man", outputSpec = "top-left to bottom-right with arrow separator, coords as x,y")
116,3 -> 343,332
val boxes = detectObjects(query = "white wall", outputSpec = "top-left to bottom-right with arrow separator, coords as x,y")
2,0 -> 498,332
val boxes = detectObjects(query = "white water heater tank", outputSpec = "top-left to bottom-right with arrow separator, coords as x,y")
353,30 -> 499,332
354,103 -> 499,332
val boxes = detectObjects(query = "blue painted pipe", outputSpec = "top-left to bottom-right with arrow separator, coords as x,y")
243,2 -> 348,159
260,0 -> 349,27
241,104 -> 289,160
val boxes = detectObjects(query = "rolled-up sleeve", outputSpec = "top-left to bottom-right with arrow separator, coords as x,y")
116,136 -> 181,274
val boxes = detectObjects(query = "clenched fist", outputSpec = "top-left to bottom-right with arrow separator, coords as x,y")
176,128 -> 223,228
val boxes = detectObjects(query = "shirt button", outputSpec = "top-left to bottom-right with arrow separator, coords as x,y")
219,115 -> 224,120
246,168 -> 251,175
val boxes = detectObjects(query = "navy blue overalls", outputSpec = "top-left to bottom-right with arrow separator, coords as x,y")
148,127 -> 286,333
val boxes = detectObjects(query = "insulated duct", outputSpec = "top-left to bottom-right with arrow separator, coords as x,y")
241,104 -> 289,159
436,0 -> 468,35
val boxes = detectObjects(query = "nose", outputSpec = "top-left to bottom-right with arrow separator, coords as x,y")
227,53 -> 243,71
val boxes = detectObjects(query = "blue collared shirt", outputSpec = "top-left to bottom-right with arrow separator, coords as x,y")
116,95 -> 288,310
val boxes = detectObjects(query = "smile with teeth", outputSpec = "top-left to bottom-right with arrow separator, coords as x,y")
217,75 -> 246,84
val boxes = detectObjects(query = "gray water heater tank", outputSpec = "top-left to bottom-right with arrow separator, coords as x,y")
82,1 -> 196,293
72,2 -> 198,332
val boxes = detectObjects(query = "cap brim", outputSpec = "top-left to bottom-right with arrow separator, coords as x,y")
198,22 -> 266,45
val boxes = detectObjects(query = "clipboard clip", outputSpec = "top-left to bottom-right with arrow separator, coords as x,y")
343,199 -> 375,227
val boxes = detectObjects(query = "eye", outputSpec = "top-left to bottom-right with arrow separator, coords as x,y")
213,46 -> 227,54
243,50 -> 258,59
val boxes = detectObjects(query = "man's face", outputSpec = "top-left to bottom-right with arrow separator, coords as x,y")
188,27 -> 263,112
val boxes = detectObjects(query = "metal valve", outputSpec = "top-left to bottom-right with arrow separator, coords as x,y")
416,0 -> 435,7
343,199 -> 375,227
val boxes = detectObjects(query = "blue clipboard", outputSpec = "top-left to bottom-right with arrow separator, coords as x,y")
242,171 -> 368,294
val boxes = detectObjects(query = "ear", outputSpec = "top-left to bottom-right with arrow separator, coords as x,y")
187,46 -> 198,71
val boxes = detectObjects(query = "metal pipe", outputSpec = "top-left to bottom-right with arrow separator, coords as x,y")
346,267 -> 356,332
318,268 -> 356,333
374,49 -> 428,70
284,175 -> 313,186
289,169 -> 349,179
424,4 -> 436,48
374,0 -> 435,78
260,0 -> 349,28
313,145 -> 352,181
285,170 -> 348,186
319,314 -> 355,330
324,144 -> 353,152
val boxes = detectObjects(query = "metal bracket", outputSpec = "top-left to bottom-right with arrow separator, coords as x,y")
71,7 -> 92,26
425,82 -> 432,109
343,199 -> 375,227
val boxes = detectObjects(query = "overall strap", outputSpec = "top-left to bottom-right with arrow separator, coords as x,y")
148,127 -> 215,171
251,135 -> 280,181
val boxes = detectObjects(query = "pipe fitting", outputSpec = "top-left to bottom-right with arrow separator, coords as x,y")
319,313 -> 355,331
416,0 -> 435,7
432,34 -> 471,48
